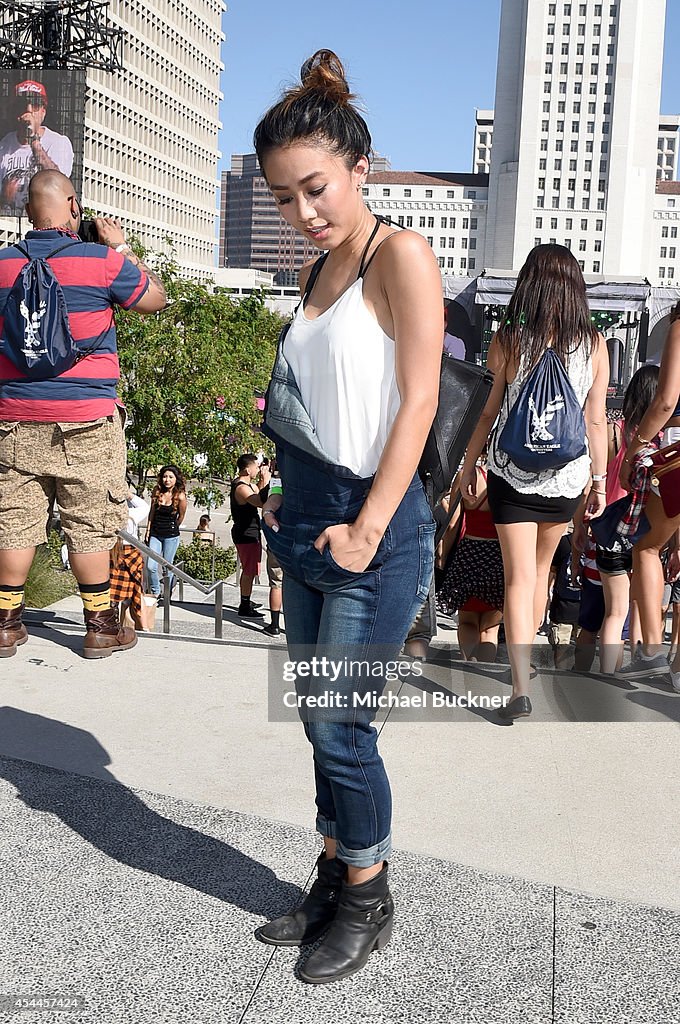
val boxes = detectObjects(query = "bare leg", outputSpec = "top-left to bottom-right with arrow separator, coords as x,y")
69,550 -> 111,587
599,571 -> 631,674
0,547 -> 36,587
631,494 -> 680,652
457,610 -> 482,660
477,609 -> 503,663
240,572 -> 254,600
574,627 -> 598,672
495,522 -> 539,700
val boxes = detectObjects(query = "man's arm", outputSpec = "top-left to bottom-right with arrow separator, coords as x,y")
95,216 -> 167,313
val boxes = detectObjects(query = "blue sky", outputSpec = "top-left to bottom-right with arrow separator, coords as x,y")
218,1 -> 680,175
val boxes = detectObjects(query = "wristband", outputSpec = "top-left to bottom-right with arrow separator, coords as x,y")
591,488 -> 606,495
591,473 -> 606,482
269,479 -> 283,496
636,432 -> 651,446
114,242 -> 131,253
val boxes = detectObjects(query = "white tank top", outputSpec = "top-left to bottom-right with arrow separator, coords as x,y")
284,276 -> 401,477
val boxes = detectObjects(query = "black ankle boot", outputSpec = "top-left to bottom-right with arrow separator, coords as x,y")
299,862 -> 394,984
254,854 -> 346,946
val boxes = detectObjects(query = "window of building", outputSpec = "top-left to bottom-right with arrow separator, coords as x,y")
551,197 -> 560,208
534,237 -> 541,247
572,121 -> 579,132
362,187 -> 369,196
578,23 -> 585,35
670,247 -> 676,259
538,178 -> 546,191
593,261 -> 601,273
470,238 -> 477,250
565,237 -> 572,249
419,216 -> 426,227
574,82 -> 582,94
672,227 -> 678,238
586,140 -> 594,152
596,219 -> 603,230
556,140 -> 564,151
550,237 -> 557,244
579,260 -> 585,271
549,2 -> 556,11
597,198 -> 605,210
461,238 -> 468,249
550,217 -> 558,229
545,62 -> 553,73
406,216 -> 413,227
660,267 -> 666,278
579,239 -> 587,251
542,120 -> 550,131
589,82 -> 597,94
669,199 -> 676,208
577,43 -> 585,55
554,159 -> 562,171
441,217 -> 447,228
469,191 -> 477,199
557,121 -> 564,133
543,101 -> 551,113
440,237 -> 446,247
553,177 -> 561,190
448,237 -> 455,247
602,122 -> 610,134
382,188 -> 390,196
426,216 -> 434,228
425,190 -> 433,198
547,42 -> 554,53
587,102 -> 596,115
568,178 -> 576,191
595,3 -> 602,13
593,24 -> 601,37
561,43 -> 569,54
569,159 -> 577,171
571,140 -> 579,152
592,42 -> 600,53
563,23 -> 570,35
661,246 -> 668,258
404,188 -> 411,197
536,216 -> 543,228
662,226 -> 669,238
426,236 -> 433,245
594,240 -> 602,252
566,197 -> 575,208
438,257 -> 445,268
471,218 -> 478,229
462,217 -> 469,228
581,218 -> 588,230
576,62 -> 583,75
584,160 -> 592,172
566,218 -> 573,229
398,216 -> 405,226
461,258 -> 467,270
583,197 -> 590,209
558,101 -> 566,113
541,139 -> 548,151
469,258 -> 476,271
561,62 -> 568,74
537,197 -> 545,207
564,2 -> 571,12
447,257 -> 455,268
447,190 -> 455,198
587,121 -> 595,134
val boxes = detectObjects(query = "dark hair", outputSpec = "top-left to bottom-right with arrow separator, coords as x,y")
237,453 -> 258,473
670,302 -> 680,324
497,244 -> 599,370
152,464 -> 185,511
622,364 -> 660,439
254,49 -> 372,172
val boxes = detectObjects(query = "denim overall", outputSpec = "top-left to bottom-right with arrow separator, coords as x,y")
262,325 -> 435,868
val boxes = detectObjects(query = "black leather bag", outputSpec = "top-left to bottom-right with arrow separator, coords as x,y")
418,353 -> 494,526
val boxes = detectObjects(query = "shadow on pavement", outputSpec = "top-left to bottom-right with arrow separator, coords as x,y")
0,707 -> 301,917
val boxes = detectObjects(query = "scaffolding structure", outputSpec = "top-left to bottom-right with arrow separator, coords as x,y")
0,1 -> 123,70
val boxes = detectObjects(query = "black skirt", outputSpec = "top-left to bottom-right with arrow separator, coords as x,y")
487,471 -> 581,525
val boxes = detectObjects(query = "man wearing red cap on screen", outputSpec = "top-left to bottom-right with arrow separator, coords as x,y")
0,80 -> 74,214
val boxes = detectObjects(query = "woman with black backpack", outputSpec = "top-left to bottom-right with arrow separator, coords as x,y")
460,244 -> 609,719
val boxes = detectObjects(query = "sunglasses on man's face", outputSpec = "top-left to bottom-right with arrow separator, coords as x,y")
15,96 -> 46,109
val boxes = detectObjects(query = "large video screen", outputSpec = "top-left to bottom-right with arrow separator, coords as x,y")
0,70 -> 85,219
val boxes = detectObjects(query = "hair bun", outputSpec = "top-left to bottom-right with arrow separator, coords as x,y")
299,49 -> 353,104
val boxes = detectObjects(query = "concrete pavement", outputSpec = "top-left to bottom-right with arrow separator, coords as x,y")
0,589 -> 678,1023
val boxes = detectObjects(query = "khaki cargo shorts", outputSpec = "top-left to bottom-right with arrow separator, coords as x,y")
266,546 -> 283,588
0,408 -> 128,553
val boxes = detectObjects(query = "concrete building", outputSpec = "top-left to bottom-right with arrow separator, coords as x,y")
657,115 -> 680,181
651,180 -> 680,287
472,110 -> 494,175
364,171 -> 488,276
0,0 -> 225,275
486,0 -> 667,280
84,0 -> 224,275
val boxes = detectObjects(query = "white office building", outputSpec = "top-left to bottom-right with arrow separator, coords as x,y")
485,0 -> 667,281
363,172 -> 488,276
472,110 -> 494,175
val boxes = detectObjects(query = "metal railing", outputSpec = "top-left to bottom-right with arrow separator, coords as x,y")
118,530 -> 227,638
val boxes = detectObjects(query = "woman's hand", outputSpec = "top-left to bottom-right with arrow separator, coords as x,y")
459,464 -> 477,501
314,522 -> 381,574
261,494 -> 282,533
583,487 -> 606,521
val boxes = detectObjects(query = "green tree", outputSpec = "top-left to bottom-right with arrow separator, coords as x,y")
116,247 -> 283,494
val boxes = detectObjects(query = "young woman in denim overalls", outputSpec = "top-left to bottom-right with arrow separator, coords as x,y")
252,50 -> 442,984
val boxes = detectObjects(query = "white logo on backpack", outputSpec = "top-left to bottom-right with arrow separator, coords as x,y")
19,298 -> 48,356
529,394 -> 565,443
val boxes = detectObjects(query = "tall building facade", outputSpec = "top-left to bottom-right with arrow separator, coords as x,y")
84,0 -> 224,275
473,110 -> 494,175
0,1 -> 224,274
486,0 -> 667,277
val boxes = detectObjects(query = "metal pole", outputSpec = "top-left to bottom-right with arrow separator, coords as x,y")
215,581 -> 223,639
162,567 -> 170,634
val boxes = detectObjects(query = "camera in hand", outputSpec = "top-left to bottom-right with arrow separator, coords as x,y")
78,219 -> 99,244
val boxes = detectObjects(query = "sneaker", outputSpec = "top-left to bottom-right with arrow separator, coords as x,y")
670,671 -> 680,694
238,601 -> 265,618
615,649 -> 670,680
262,622 -> 281,636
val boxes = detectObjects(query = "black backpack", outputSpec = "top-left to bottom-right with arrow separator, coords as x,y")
1,240 -> 80,379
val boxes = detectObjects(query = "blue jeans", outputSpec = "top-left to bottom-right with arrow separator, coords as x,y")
263,446 -> 434,868
147,534 -> 180,596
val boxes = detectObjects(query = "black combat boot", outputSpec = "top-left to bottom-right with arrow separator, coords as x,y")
255,853 -> 346,946
299,862 -> 394,984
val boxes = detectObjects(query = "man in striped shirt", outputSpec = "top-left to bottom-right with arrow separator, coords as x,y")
0,170 -> 166,658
